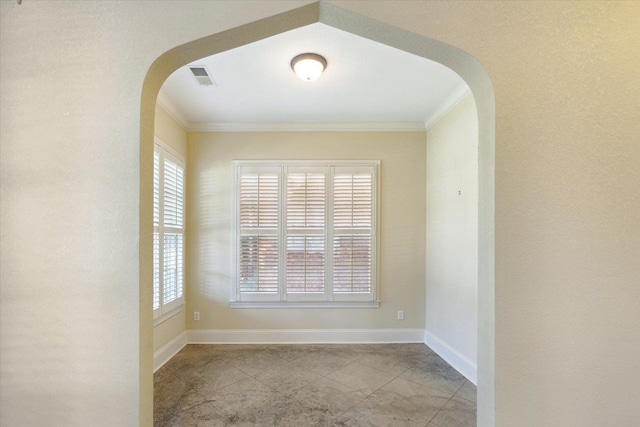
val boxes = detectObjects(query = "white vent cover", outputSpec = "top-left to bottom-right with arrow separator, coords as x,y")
189,66 -> 215,86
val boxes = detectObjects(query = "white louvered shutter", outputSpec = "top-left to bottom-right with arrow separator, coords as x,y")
162,151 -> 184,313
238,166 -> 280,301
153,142 -> 185,320
163,156 -> 184,229
332,166 -> 376,301
285,167 -> 327,300
233,161 -> 377,306
153,147 -> 161,317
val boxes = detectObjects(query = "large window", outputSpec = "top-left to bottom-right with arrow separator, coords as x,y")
232,161 -> 379,307
153,139 -> 185,322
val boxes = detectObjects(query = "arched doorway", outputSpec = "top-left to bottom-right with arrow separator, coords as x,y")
141,2 -> 495,424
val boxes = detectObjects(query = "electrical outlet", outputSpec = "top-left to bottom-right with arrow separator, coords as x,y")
397,310 -> 404,321
193,311 -> 200,321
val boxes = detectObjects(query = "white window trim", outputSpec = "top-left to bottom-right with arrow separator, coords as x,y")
231,160 -> 380,309
153,137 -> 186,326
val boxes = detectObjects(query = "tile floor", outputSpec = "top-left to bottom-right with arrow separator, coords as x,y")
154,343 -> 476,427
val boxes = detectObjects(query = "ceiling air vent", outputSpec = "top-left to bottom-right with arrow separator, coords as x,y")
189,66 -> 215,86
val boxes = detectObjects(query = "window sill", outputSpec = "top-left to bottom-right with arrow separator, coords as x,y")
229,301 -> 380,309
153,305 -> 184,327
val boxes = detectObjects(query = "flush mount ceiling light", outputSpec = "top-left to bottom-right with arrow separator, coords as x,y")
291,53 -> 327,82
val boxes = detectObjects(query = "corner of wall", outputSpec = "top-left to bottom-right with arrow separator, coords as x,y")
424,330 -> 477,384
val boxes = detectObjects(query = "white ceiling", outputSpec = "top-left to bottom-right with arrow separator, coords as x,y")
158,23 -> 467,129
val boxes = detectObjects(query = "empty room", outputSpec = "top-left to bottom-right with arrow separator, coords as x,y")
152,17 -> 479,426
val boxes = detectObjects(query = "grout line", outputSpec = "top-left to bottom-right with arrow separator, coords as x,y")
451,380 -> 477,404
155,343 -> 474,425
428,379 -> 468,424
316,354 -> 411,420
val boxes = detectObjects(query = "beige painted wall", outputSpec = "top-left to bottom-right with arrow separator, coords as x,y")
426,95 -> 479,376
2,2 -> 639,427
153,103 -> 187,352
154,103 -> 187,157
186,131 -> 426,330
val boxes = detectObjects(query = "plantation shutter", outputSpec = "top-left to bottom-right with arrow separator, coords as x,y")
153,141 -> 185,320
285,167 -> 327,301
153,147 -> 161,317
163,155 -> 184,229
233,161 -> 377,306
162,151 -> 184,313
237,166 -> 280,301
331,165 -> 376,301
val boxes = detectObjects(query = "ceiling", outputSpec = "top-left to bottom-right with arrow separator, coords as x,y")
158,23 -> 468,130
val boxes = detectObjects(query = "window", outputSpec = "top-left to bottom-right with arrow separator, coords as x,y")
233,161 -> 379,307
154,139 -> 185,322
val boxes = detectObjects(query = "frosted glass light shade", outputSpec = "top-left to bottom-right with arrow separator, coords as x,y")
291,53 -> 327,82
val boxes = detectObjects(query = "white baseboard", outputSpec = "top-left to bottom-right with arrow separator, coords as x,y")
424,330 -> 477,385
187,328 -> 425,344
153,331 -> 187,372
154,329 -> 476,383
154,329 -> 422,370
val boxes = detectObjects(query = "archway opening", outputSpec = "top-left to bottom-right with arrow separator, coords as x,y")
141,2 -> 495,424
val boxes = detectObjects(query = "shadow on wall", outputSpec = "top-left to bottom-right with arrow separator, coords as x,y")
196,166 -> 232,301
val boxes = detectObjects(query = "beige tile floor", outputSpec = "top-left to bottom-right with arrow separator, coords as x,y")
154,343 -> 476,427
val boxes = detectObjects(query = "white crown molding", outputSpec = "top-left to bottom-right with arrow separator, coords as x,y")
153,331 -> 187,372
156,92 -> 189,130
187,121 -> 426,133
187,328 -> 425,344
424,330 -> 477,385
423,84 -> 472,131
159,84 -> 471,133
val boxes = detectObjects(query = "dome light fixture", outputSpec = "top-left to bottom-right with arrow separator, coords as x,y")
291,53 -> 327,82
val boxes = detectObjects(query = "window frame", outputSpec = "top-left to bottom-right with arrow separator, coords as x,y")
231,160 -> 380,309
153,137 -> 186,325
